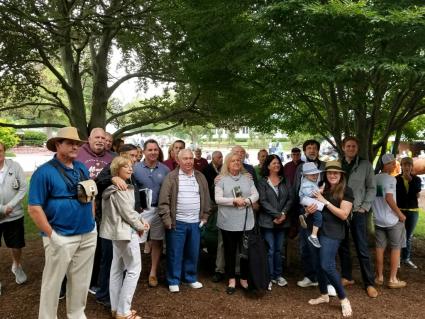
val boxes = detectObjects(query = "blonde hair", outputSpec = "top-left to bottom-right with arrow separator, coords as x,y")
219,151 -> 247,176
110,156 -> 132,177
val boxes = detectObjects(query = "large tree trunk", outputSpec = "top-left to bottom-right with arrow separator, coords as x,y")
89,50 -> 109,132
355,117 -> 372,161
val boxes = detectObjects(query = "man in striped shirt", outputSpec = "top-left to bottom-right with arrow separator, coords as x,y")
158,149 -> 211,293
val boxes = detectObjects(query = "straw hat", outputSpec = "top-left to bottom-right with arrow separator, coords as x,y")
325,160 -> 345,173
46,127 -> 85,152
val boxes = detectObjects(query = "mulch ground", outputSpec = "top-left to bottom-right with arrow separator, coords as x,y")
1,235 -> 425,319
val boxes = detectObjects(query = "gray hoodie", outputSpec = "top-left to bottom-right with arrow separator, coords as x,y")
99,184 -> 145,241
0,159 -> 27,223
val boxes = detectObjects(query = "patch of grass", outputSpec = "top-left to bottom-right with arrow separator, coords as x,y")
23,193 -> 40,240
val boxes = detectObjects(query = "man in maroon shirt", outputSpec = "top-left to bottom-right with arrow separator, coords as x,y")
76,128 -> 114,179
194,148 -> 208,171
283,147 -> 303,186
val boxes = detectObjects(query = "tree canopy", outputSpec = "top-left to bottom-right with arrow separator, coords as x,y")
0,0 -> 214,138
1,0 -> 424,156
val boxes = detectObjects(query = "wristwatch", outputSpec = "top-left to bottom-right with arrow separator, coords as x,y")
325,201 -> 330,207
281,211 -> 286,216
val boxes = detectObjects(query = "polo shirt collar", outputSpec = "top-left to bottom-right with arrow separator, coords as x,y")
179,168 -> 194,177
142,160 -> 158,169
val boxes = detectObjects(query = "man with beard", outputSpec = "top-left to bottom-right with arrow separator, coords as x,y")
293,140 -> 326,289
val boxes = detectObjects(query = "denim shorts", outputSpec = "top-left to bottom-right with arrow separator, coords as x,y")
375,222 -> 406,249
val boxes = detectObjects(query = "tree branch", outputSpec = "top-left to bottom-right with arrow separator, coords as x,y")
0,122 -> 66,129
119,121 -> 183,138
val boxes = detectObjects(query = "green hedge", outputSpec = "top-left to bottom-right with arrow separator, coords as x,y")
20,131 -> 47,146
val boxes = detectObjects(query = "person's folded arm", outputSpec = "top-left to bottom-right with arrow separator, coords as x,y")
214,184 -> 235,206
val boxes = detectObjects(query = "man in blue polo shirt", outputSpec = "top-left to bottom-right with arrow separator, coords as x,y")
133,139 -> 170,288
28,127 -> 97,319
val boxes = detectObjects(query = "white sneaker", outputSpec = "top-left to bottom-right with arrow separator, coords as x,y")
268,282 -> 272,291
12,265 -> 27,285
327,284 -> 337,297
297,277 -> 318,288
188,281 -> 203,289
276,276 -> 288,287
169,285 -> 180,293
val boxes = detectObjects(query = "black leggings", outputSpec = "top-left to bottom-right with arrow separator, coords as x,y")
221,229 -> 249,280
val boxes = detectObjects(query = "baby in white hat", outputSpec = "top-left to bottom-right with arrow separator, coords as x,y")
299,162 -> 324,248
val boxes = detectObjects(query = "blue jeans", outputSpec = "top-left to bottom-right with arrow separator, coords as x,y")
96,238 -> 113,302
338,211 -> 374,288
313,235 -> 346,299
402,210 -> 419,261
165,221 -> 201,286
311,210 -> 322,228
261,228 -> 287,280
299,227 -> 317,282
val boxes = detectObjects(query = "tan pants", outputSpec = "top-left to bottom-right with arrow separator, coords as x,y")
39,229 -> 97,319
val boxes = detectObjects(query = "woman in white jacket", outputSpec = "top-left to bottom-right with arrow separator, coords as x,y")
100,156 -> 149,319
0,142 -> 27,287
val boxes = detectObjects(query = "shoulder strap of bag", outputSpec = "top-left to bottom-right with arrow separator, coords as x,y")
242,205 -> 248,233
48,160 -> 78,199
242,197 -> 254,234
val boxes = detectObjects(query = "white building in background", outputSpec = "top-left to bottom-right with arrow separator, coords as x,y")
212,127 -> 287,140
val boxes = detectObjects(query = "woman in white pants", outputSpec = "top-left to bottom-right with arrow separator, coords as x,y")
100,156 -> 149,319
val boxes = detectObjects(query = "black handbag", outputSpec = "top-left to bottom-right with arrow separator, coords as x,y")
239,199 -> 269,293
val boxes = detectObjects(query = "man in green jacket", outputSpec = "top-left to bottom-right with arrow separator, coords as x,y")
338,136 -> 378,298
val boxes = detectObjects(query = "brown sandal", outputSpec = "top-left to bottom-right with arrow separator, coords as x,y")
114,310 -> 139,319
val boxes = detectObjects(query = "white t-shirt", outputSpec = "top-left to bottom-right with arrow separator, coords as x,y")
372,173 -> 399,227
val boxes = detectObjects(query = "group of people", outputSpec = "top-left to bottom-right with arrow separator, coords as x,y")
0,128 -> 421,318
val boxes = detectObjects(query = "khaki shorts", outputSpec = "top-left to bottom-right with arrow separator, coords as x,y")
375,222 -> 406,249
140,208 -> 165,241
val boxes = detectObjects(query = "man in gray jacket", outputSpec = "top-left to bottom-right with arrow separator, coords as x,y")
338,136 -> 378,298
0,142 -> 28,286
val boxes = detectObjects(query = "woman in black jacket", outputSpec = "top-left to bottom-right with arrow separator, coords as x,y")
396,157 -> 422,269
258,155 -> 293,290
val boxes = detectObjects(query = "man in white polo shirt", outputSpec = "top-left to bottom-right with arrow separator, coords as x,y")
158,149 -> 211,293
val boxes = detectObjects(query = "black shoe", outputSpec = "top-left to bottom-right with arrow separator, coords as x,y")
226,286 -> 236,295
212,272 -> 224,283
96,298 -> 111,309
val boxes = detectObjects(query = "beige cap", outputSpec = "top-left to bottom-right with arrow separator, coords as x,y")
46,127 -> 85,152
